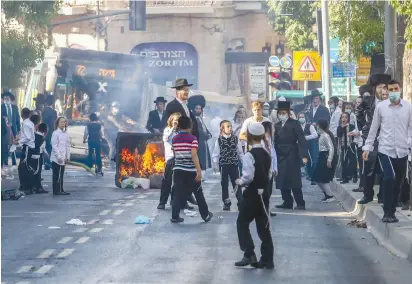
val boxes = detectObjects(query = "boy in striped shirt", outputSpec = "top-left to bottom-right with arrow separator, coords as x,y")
171,116 -> 213,223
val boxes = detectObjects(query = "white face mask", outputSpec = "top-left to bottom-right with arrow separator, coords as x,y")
278,114 -> 288,122
299,118 -> 306,124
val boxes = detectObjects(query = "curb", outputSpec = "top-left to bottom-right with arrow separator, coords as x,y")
330,182 -> 412,262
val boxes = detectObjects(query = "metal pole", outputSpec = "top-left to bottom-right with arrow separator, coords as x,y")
346,0 -> 351,102
96,0 -> 100,51
304,80 -> 308,97
384,1 -> 397,77
321,0 -> 331,104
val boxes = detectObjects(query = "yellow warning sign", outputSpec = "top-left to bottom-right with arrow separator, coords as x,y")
292,51 -> 322,81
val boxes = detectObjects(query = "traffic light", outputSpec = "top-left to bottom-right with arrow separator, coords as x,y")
129,0 -> 146,31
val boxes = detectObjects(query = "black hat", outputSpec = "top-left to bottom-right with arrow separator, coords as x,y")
367,74 -> 391,87
188,95 -> 206,110
171,78 -> 193,89
275,101 -> 292,110
306,89 -> 323,101
154,96 -> 167,104
1,91 -> 15,101
329,96 -> 339,103
33,93 -> 46,104
46,94 -> 55,106
359,84 -> 373,96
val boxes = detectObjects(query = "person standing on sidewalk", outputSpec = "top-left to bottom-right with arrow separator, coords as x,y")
42,94 -> 57,170
362,85 -> 412,223
297,112 -> 318,185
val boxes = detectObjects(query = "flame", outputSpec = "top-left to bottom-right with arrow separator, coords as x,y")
119,143 -> 165,180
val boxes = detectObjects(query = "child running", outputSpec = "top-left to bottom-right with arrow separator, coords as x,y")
212,120 -> 244,211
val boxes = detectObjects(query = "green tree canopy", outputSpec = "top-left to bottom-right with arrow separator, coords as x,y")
1,1 -> 61,89
390,0 -> 412,48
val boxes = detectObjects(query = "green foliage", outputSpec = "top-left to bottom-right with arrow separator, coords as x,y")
1,1 -> 61,89
390,0 -> 412,49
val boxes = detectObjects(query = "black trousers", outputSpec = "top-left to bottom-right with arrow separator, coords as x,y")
378,153 -> 407,215
220,164 -> 240,204
88,141 -> 102,171
357,147 -> 365,188
341,147 -> 357,181
29,155 -> 43,190
18,145 -> 33,191
237,192 -> 273,263
399,177 -> 410,204
281,188 -> 305,207
171,169 -> 209,220
52,162 -> 65,193
159,158 -> 175,205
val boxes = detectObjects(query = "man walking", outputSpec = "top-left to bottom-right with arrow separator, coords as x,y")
362,80 -> 412,223
1,91 -> 20,165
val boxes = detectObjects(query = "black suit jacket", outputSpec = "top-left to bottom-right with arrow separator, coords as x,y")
306,105 -> 330,124
162,99 -> 199,140
1,103 -> 20,135
42,106 -> 58,140
146,110 -> 163,133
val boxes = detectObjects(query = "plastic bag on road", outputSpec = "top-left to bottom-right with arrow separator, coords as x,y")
135,215 -> 151,224
66,218 -> 87,226
121,177 -> 150,189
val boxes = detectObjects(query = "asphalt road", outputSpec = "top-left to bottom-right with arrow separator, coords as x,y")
2,170 -> 412,284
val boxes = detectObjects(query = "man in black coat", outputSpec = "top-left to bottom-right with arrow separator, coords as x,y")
42,94 -> 58,169
146,97 -> 167,134
161,79 -> 199,140
306,89 -> 330,126
1,91 -> 20,165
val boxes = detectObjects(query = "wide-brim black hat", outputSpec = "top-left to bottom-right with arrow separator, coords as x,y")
1,91 -> 15,101
171,78 -> 193,89
359,84 -> 373,96
367,74 -> 391,87
33,93 -> 46,103
154,96 -> 167,103
188,95 -> 206,110
275,101 -> 292,110
46,94 -> 55,106
305,89 -> 323,101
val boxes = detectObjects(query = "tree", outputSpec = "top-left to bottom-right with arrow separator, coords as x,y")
1,1 -> 61,89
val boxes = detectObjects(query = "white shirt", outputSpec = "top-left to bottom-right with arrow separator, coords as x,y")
238,144 -> 272,186
329,106 -> 342,137
363,99 -> 412,159
50,128 -> 71,165
312,105 -> 319,117
319,132 -> 335,163
262,137 -> 278,173
158,111 -> 163,121
176,98 -> 190,117
240,116 -> 271,136
212,134 -> 244,164
19,118 -> 35,148
301,123 -> 318,140
163,127 -> 177,161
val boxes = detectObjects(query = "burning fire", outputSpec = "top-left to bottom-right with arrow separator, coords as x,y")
119,143 -> 165,179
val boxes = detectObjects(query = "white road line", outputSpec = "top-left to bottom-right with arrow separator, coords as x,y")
99,210 -> 111,215
16,265 -> 33,273
124,202 -> 134,207
89,227 -> 104,233
16,281 -> 31,284
56,248 -> 75,258
57,237 -> 73,244
112,203 -> 121,206
87,219 -> 99,225
125,195 -> 134,199
37,249 -> 55,259
73,227 -> 88,233
35,265 -> 54,274
75,236 -> 90,244
118,200 -> 126,202
137,195 -> 146,199
113,209 -> 124,215
102,219 -> 113,225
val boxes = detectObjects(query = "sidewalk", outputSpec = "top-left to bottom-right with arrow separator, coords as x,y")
330,181 -> 412,262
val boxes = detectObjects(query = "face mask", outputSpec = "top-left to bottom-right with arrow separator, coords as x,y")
345,109 -> 351,114
278,114 -> 288,122
263,110 -> 269,117
330,106 -> 335,112
389,92 -> 401,102
4,99 -> 10,105
299,118 -> 306,124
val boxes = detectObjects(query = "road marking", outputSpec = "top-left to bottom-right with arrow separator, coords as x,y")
35,265 -> 54,274
125,195 -> 134,199
37,249 -> 55,259
73,227 -> 88,233
99,210 -> 111,215
113,209 -> 124,215
57,237 -> 73,244
137,195 -> 146,199
124,202 -> 134,207
16,282 -> 31,284
89,227 -> 104,233
56,248 -> 75,258
103,219 -> 113,225
118,200 -> 126,202
75,236 -> 90,244
112,203 -> 121,206
87,219 -> 99,225
16,265 -> 33,273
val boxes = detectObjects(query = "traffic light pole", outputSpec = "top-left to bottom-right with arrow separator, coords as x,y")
321,0 -> 331,104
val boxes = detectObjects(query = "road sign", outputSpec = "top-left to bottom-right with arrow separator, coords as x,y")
98,81 -> 108,92
332,62 -> 356,78
356,69 -> 370,86
280,56 -> 292,69
359,57 -> 371,69
292,51 -> 321,81
269,56 -> 280,67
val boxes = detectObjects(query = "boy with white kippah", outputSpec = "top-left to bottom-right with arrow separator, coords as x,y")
234,122 -> 274,269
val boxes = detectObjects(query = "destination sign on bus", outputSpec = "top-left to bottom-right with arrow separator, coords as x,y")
76,64 -> 117,79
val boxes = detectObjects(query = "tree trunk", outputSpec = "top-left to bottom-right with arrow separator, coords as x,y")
395,15 -> 407,82
404,48 -> 412,101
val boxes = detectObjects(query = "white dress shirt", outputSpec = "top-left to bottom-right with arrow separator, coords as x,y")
301,124 -> 318,140
238,144 -> 273,186
363,99 -> 412,159
176,98 -> 190,117
50,128 -> 71,165
240,116 -> 270,134
19,118 -> 35,148
163,127 -> 177,161
158,111 -> 163,121
212,134 -> 244,164
329,106 -> 342,137
319,132 -> 335,163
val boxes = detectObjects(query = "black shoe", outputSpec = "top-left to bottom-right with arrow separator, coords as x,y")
358,197 -> 372,204
170,217 -> 184,223
352,187 -> 364,193
234,254 -> 258,267
24,190 -> 33,195
35,188 -> 49,194
275,203 -> 293,209
204,212 -> 213,222
184,203 -> 194,210
223,203 -> 231,211
401,203 -> 409,210
270,210 -> 277,216
388,215 -> 399,223
251,259 -> 275,269
310,181 -> 316,185
353,176 -> 358,183
54,191 -> 70,195
188,195 -> 198,206
340,179 -> 349,184
157,203 -> 166,210
294,205 -> 306,210
396,202 -> 402,208
382,213 -> 390,223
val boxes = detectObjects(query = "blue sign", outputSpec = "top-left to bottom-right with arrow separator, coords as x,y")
332,62 -> 356,78
269,56 -> 280,67
280,56 -> 292,69
131,42 -> 198,89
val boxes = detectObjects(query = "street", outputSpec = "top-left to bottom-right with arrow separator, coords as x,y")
1,170 -> 412,284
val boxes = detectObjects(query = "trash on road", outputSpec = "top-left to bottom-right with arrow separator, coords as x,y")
121,177 -> 150,189
183,209 -> 198,217
347,220 -> 367,228
135,215 -> 151,224
1,189 -> 25,201
218,216 -> 224,219
66,218 -> 87,226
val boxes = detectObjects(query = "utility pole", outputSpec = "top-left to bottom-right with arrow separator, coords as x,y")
346,1 -> 351,102
384,1 -> 397,77
321,0 -> 331,104
96,0 -> 100,51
